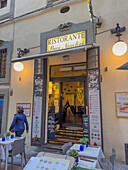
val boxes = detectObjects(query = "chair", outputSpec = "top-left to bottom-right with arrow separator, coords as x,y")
62,142 -> 72,155
100,158 -> 113,170
9,137 -> 26,170
110,152 -> 116,170
112,148 -> 116,154
0,134 -> 3,138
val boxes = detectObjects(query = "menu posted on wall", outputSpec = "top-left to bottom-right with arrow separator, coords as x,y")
88,69 -> 102,146
83,115 -> 89,138
32,74 -> 43,146
116,92 -> 128,117
48,113 -> 55,139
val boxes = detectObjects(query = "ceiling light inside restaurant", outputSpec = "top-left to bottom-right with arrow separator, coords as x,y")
13,62 -> 24,72
112,40 -> 127,56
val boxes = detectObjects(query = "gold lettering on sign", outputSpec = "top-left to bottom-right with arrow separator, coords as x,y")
47,31 -> 86,52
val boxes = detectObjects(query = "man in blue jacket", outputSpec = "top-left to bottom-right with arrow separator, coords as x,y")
9,106 -> 29,137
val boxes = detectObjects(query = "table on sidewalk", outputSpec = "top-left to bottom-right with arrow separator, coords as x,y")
67,144 -> 105,169
0,137 -> 23,170
36,152 -> 75,170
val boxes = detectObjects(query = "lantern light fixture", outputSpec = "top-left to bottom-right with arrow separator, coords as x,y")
13,62 -> 24,72
111,23 -> 127,56
13,48 -> 29,72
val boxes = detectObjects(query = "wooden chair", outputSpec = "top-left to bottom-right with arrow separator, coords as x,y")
62,142 -> 72,155
9,137 -> 26,170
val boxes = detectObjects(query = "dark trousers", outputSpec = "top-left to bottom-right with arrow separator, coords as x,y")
15,130 -> 24,137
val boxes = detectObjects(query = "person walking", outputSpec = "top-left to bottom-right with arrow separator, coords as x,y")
9,106 -> 29,137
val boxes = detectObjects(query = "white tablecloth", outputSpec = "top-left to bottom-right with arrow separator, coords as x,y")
68,144 -> 105,169
0,138 -> 19,159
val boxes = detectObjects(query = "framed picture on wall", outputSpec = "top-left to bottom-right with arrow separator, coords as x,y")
115,92 -> 128,117
16,103 -> 31,117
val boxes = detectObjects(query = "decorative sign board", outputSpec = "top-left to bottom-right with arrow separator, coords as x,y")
83,115 -> 89,138
32,74 -> 43,145
88,69 -> 102,145
48,113 -> 55,139
16,103 -> 31,117
47,31 -> 86,52
115,92 -> 128,117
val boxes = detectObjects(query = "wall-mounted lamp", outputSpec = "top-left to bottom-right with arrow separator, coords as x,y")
13,48 -> 29,72
111,23 -> 127,56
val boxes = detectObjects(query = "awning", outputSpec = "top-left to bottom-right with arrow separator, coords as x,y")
11,45 -> 90,63
117,62 -> 128,70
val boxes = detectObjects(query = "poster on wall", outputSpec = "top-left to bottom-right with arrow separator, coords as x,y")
88,69 -> 102,146
115,92 -> 128,117
16,103 -> 31,117
31,74 -> 43,146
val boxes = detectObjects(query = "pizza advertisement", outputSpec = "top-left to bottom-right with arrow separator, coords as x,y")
115,92 -> 128,117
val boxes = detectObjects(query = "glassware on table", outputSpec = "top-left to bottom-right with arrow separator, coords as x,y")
75,156 -> 79,163
86,143 -> 88,148
10,134 -> 14,139
80,145 -> 84,151
2,137 -> 5,141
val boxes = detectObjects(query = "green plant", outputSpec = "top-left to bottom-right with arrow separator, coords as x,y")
80,138 -> 89,145
4,131 -> 12,137
68,149 -> 78,160
71,165 -> 84,170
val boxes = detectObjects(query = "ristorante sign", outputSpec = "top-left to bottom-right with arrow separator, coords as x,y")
47,31 -> 86,52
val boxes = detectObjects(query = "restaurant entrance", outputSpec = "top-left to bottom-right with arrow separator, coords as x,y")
48,63 -> 88,144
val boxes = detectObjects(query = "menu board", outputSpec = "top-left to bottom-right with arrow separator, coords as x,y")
83,115 -> 89,138
115,92 -> 128,117
88,69 -> 102,145
32,74 -> 43,145
48,113 -> 55,139
24,157 -> 70,170
16,103 -> 31,117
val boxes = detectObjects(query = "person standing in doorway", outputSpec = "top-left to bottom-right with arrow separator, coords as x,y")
9,106 -> 29,137
64,100 -> 73,122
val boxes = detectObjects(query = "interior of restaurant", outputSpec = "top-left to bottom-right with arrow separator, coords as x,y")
48,62 -> 88,143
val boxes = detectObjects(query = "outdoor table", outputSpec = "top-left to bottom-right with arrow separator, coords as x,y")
0,137 -> 23,170
67,144 -> 105,169
36,151 -> 75,170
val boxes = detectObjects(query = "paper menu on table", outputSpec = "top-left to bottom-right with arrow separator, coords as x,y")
23,157 -> 70,170
78,159 -> 97,169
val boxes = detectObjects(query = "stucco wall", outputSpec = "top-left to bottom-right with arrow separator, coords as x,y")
0,0 -> 127,162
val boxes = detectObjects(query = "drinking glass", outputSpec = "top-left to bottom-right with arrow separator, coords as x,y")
2,137 -> 5,142
80,145 -> 84,151
10,134 -> 14,139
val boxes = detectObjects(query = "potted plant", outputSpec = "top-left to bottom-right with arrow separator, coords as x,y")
71,165 -> 84,170
80,138 -> 89,150
68,149 -> 79,164
4,131 -> 12,140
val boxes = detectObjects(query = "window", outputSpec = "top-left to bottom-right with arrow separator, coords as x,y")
0,48 -> 7,78
0,41 -> 13,84
0,0 -> 7,9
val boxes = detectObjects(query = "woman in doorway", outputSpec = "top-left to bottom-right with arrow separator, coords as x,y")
9,106 -> 29,137
64,100 -> 73,122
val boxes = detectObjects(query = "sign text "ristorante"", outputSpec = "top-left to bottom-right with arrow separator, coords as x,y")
47,31 -> 86,52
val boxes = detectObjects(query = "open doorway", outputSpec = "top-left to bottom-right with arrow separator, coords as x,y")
62,81 -> 85,128
48,62 -> 88,144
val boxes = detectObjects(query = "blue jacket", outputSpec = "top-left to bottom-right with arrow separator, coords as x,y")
9,113 -> 29,132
